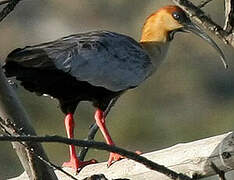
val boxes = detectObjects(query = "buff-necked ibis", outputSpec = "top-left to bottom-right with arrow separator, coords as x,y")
3,5 -> 227,171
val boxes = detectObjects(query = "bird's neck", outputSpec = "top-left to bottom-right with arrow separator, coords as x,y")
140,20 -> 170,73
140,41 -> 169,74
140,30 -> 168,43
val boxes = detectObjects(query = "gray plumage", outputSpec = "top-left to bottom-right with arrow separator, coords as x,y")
5,30 -> 153,92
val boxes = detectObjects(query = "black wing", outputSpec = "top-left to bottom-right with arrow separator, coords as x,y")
4,31 -> 153,92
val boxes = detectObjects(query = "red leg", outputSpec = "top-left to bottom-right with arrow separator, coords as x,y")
62,113 -> 96,171
94,109 -> 124,167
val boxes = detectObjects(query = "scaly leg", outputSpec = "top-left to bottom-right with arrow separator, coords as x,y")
94,109 -> 124,167
78,97 -> 119,161
62,113 -> 96,171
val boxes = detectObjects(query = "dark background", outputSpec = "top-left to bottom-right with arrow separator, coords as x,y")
0,1 -> 234,179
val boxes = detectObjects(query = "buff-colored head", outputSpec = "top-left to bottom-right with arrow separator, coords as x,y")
141,6 -> 185,42
141,5 -> 228,69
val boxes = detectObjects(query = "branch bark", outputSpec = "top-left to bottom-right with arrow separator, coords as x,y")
0,0 -> 21,22
0,134 -> 192,180
0,1 -> 58,179
5,132 -> 234,180
224,0 -> 234,33
0,67 -> 57,180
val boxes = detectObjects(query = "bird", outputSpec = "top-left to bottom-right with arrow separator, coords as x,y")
3,5 -> 227,171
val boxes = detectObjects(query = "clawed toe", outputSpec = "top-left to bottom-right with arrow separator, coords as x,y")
107,152 -> 124,167
63,157 -> 97,172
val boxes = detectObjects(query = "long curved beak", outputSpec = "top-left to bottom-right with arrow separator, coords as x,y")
182,22 -> 228,69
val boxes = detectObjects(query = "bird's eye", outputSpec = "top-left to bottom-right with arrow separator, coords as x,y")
172,12 -> 180,20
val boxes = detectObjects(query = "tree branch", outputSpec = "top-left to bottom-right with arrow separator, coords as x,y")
0,1 -> 59,179
0,66 -> 57,180
6,132 -> 234,180
0,134 -> 192,180
224,0 -> 234,33
171,0 -> 234,47
0,121 -> 79,180
0,0 -> 21,22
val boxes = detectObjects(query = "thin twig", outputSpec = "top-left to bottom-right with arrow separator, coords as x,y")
0,134 -> 192,180
28,147 -> 79,180
0,0 -> 21,22
198,0 -> 214,8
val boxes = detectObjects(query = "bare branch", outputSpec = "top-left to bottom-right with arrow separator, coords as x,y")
0,66 -> 58,180
0,0 -> 21,22
7,132 -> 234,180
171,0 -> 234,47
0,134 -> 192,180
198,0 -> 214,8
224,0 -> 234,33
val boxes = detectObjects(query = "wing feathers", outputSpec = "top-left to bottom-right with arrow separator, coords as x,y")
4,31 -> 153,91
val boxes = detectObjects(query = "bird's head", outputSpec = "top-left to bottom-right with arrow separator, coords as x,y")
141,5 -> 228,68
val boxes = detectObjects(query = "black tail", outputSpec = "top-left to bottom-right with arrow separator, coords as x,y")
3,47 -> 30,77
2,61 -> 20,77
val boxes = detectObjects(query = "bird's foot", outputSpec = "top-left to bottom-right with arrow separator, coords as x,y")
107,150 -> 142,167
107,152 -> 124,167
62,156 -> 97,172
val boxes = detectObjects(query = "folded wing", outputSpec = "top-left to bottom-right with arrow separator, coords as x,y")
4,31 -> 153,92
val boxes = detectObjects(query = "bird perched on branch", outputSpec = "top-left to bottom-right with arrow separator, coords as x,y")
3,5 -> 227,171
